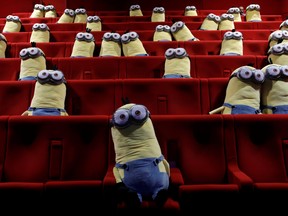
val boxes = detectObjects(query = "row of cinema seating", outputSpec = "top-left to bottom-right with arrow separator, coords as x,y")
0,114 -> 287,214
0,20 -> 283,32
3,40 -> 270,58
0,14 -> 283,24
0,55 -> 268,80
1,29 -> 276,42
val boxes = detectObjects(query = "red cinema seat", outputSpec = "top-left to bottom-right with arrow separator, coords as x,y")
193,55 -> 257,78
243,40 -> 269,56
230,115 -> 288,213
2,32 -> 30,42
183,40 -> 221,55
256,21 -> 282,30
50,31 -> 77,42
0,81 -> 34,115
128,22 -> 173,31
0,58 -> 21,81
120,78 -> 203,115
123,56 -> 166,78
229,30 -> 272,40
53,57 -> 120,80
143,41 -> 181,56
152,115 -> 252,215
21,23 -> 86,32
65,80 -> 120,115
0,116 -> 8,181
43,115 -> 110,213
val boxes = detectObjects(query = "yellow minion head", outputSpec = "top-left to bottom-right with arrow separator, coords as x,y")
30,4 -> 45,18
220,30 -> 243,56
184,6 -> 197,16
0,33 -> 7,58
153,25 -> 172,41
121,31 -> 148,56
200,13 -> 220,30
99,32 -> 122,57
280,19 -> 288,31
268,30 -> 288,49
2,15 -> 21,33
44,5 -> 57,18
267,43 -> 288,65
151,7 -> 165,22
30,23 -> 50,43
246,4 -> 262,22
74,8 -> 88,23
221,65 -> 264,114
227,7 -> 242,22
129,4 -> 143,16
171,21 -> 199,41
163,47 -> 191,78
261,64 -> 288,114
57,9 -> 75,23
23,69 -> 68,116
218,13 -> 235,30
71,30 -> 95,57
19,45 -> 46,80
86,16 -> 102,32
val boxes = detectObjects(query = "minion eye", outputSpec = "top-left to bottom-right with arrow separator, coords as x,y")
38,70 -> 50,79
6,15 -> 12,20
224,31 -> 233,39
170,25 -> 177,33
69,10 -> 75,17
121,34 -> 130,43
40,23 -> 48,30
176,21 -> 184,28
113,109 -> 130,128
272,31 -> 283,40
207,13 -> 215,19
253,70 -> 265,83
271,44 -> 284,55
156,25 -> 164,31
130,105 -> 148,123
255,5 -> 260,10
238,68 -> 253,80
266,65 -> 281,79
215,16 -> 221,22
234,31 -> 242,38
84,33 -> 94,40
165,48 -> 175,59
76,32 -> 85,39
221,14 -> 229,19
283,44 -> 288,52
103,32 -> 112,40
87,16 -> 93,22
33,23 -> 39,29
12,16 -> 20,21
281,65 -> 288,77
19,48 -> 28,58
164,25 -> 170,31
93,16 -> 100,21
129,32 -> 138,40
51,70 -> 64,81
175,48 -> 187,58
112,33 -> 120,40
282,30 -> 288,38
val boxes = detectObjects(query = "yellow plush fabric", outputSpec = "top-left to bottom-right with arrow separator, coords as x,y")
71,40 -> 95,57
19,57 -> 46,80
164,57 -> 191,77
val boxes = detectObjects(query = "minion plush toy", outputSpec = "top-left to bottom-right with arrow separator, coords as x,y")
0,33 -> 7,58
22,69 -> 68,116
2,15 -> 21,33
163,47 -> 191,78
220,30 -> 243,56
44,5 -> 57,18
30,23 -> 50,43
218,13 -> 235,30
74,8 -> 88,23
111,103 -> 170,208
199,13 -> 220,30
86,15 -> 102,32
171,21 -> 199,41
151,7 -> 165,22
246,4 -> 262,22
268,30 -> 288,49
280,19 -> 288,31
129,5 -> 143,16
30,4 -> 45,18
121,31 -> 148,56
227,7 -> 242,22
209,65 -> 264,114
19,43 -> 46,81
71,29 -> 95,57
267,43 -> 288,65
261,64 -> 288,114
57,9 -> 75,23
99,32 -> 122,57
184,6 -> 197,16
153,25 -> 172,41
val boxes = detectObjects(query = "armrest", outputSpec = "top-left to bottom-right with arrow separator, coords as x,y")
169,167 -> 184,200
227,162 -> 253,192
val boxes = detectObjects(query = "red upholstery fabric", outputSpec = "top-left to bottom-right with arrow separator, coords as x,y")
0,58 -> 21,80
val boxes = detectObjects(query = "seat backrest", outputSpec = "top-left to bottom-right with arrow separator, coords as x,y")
153,115 -> 227,184
0,116 -> 8,181
232,115 -> 288,183
120,78 -> 203,115
0,58 -> 21,81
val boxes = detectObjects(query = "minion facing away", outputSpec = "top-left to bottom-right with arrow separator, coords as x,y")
22,69 -> 68,116
209,66 -> 264,114
163,47 -> 191,78
111,103 -> 170,207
